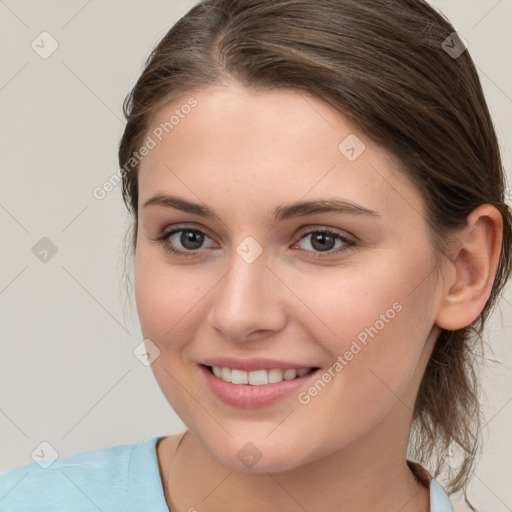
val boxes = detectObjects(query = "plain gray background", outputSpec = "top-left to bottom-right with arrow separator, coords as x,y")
1,0 -> 511,509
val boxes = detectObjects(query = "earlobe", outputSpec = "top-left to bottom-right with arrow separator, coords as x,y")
435,204 -> 503,331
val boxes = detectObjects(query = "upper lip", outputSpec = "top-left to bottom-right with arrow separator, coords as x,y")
200,357 -> 318,372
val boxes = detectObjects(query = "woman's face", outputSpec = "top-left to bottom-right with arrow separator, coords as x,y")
135,80 -> 444,472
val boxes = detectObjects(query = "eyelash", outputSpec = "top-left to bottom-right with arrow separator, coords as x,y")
154,225 -> 356,259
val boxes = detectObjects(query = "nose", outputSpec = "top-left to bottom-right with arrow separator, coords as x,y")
206,246 -> 288,343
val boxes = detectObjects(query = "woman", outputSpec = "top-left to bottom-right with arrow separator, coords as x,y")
1,1 -> 510,511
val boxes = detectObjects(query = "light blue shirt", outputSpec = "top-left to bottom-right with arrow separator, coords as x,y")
0,436 -> 454,511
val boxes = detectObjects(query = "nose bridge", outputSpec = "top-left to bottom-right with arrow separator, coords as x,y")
207,241 -> 285,340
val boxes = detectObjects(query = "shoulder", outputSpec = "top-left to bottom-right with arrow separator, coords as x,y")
0,436 -> 164,512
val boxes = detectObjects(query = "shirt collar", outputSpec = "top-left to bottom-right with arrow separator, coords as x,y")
407,460 -> 454,512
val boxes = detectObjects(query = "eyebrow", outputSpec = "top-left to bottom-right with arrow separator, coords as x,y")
142,194 -> 380,221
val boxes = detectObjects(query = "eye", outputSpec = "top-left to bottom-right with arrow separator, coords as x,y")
156,227 -> 216,257
154,225 -> 356,259
292,228 -> 355,258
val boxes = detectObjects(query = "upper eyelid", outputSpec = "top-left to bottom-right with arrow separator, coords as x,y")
161,224 -> 216,243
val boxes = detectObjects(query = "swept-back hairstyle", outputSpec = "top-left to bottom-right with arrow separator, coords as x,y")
119,0 -> 512,496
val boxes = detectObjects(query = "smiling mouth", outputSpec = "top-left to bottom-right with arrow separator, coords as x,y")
203,364 -> 319,385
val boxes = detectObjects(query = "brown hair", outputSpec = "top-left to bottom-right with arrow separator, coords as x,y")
118,0 -> 512,497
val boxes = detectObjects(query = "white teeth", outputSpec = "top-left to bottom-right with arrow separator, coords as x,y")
221,367 -> 232,382
283,369 -> 296,380
231,369 -> 248,385
210,366 -> 314,385
268,368 -> 284,383
248,370 -> 268,385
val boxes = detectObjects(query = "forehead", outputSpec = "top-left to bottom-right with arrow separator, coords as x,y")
137,82 -> 425,227
145,82 -> 344,165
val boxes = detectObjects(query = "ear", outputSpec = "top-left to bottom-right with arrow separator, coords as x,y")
435,204 -> 503,331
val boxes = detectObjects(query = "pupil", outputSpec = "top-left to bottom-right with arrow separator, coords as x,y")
311,233 -> 334,252
182,230 -> 203,250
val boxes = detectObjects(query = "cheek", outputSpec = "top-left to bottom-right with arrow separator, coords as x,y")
134,249 -> 208,425
134,249 -> 203,349
292,258 -> 424,336
289,250 -> 436,392
285,264 -> 436,449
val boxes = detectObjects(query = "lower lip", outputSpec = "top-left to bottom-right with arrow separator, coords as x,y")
199,364 -> 319,408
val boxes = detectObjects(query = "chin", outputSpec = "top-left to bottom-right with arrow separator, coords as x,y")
220,450 -> 303,474
201,434 -> 314,474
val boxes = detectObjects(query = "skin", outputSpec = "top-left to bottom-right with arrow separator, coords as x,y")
134,79 -> 503,512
